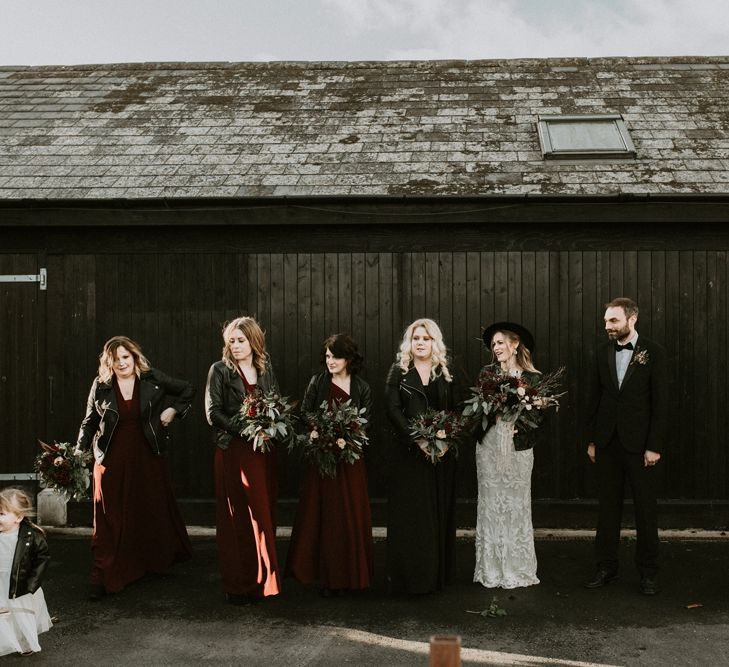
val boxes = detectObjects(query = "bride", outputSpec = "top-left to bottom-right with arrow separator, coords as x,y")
474,322 -> 541,589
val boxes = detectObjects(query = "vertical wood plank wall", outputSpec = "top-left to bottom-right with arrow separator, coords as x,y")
30,249 -> 726,503
0,253 -> 45,474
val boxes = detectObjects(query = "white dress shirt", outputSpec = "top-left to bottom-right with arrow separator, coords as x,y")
615,332 -> 638,388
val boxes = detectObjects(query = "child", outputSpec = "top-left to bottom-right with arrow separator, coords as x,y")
0,488 -> 52,657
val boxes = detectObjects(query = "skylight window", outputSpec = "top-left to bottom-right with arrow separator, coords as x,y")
537,114 -> 636,160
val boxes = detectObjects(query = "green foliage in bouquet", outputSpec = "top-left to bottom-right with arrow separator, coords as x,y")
409,409 -> 466,464
35,440 -> 92,501
295,400 -> 369,478
232,390 -> 298,453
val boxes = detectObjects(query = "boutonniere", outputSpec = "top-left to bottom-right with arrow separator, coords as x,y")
631,349 -> 650,366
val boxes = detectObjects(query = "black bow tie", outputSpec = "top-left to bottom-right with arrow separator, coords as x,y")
615,341 -> 634,352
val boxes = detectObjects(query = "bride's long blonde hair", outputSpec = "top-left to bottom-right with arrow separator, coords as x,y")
396,318 -> 452,382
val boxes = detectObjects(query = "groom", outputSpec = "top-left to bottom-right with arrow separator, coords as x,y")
585,297 -> 668,595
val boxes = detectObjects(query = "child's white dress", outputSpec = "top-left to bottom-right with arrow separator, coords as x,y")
0,529 -> 52,655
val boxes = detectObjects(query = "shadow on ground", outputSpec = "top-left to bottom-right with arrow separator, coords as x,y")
16,535 -> 729,666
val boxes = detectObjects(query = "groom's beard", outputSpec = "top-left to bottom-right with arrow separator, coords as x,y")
606,324 -> 630,341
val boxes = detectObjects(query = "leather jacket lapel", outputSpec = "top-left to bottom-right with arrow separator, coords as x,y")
349,375 -> 360,405
138,374 -> 155,409
228,366 -> 247,397
98,380 -> 118,412
401,366 -> 426,396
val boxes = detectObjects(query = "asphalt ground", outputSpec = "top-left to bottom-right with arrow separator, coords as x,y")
12,531 -> 729,667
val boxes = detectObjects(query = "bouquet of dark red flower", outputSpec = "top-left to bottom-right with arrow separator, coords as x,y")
35,440 -> 92,501
294,400 -> 369,478
232,390 -> 297,453
409,409 -> 466,464
462,366 -> 565,435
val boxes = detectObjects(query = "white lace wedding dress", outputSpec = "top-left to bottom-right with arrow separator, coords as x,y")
474,416 -> 539,589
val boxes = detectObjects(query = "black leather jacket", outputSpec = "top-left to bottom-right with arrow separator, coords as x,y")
8,519 -> 50,599
301,371 -> 373,422
204,360 -> 280,449
77,368 -> 194,463
384,362 -> 456,446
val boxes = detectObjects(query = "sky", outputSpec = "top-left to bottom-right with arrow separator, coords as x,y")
1,0 -> 727,65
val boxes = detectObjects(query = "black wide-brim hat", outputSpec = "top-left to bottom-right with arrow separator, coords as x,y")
482,321 -> 535,353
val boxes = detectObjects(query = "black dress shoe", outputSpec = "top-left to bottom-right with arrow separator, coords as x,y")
639,576 -> 659,595
584,570 -> 618,589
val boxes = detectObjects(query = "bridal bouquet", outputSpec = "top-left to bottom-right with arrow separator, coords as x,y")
409,409 -> 466,464
232,389 -> 298,453
294,400 -> 369,478
462,366 -> 565,436
35,440 -> 93,501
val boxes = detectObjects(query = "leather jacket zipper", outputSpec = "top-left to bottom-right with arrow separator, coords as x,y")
12,561 -> 19,598
11,535 -> 24,598
401,379 -> 429,409
105,406 -> 119,446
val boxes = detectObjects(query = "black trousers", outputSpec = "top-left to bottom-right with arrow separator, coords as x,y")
595,434 -> 659,576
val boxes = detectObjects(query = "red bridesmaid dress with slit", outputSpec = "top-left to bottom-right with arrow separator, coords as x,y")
286,382 -> 374,590
214,373 -> 280,597
91,378 -> 192,593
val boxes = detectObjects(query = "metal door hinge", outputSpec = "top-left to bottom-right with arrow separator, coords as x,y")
0,268 -> 47,290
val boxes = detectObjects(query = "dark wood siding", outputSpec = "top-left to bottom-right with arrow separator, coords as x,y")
3,202 -> 729,508
10,246 -> 719,504
0,253 -> 45,474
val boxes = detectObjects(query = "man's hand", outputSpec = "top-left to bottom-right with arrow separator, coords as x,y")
587,443 -> 596,463
644,450 -> 661,467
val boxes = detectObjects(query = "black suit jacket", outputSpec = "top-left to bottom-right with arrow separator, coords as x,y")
586,335 -> 668,454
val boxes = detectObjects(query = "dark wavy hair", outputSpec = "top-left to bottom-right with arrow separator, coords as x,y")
322,334 -> 364,375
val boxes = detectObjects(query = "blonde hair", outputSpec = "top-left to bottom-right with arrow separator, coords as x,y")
98,336 -> 151,384
221,316 -> 269,376
0,487 -> 35,519
396,318 -> 452,382
490,329 -> 540,374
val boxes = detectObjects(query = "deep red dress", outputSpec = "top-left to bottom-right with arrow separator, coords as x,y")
214,373 -> 280,597
91,378 -> 192,593
286,383 -> 374,590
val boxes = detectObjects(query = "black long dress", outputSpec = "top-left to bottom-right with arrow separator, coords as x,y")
384,364 -> 457,594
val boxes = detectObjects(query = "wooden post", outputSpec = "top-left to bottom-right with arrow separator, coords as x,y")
429,635 -> 461,667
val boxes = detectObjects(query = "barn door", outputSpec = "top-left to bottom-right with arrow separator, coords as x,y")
0,254 -> 46,478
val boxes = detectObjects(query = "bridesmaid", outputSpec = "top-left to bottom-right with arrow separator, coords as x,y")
77,336 -> 194,600
204,316 -> 281,604
384,318 -> 458,594
286,334 -> 374,596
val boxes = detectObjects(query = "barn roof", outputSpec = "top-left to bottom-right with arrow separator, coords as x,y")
0,57 -> 728,199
